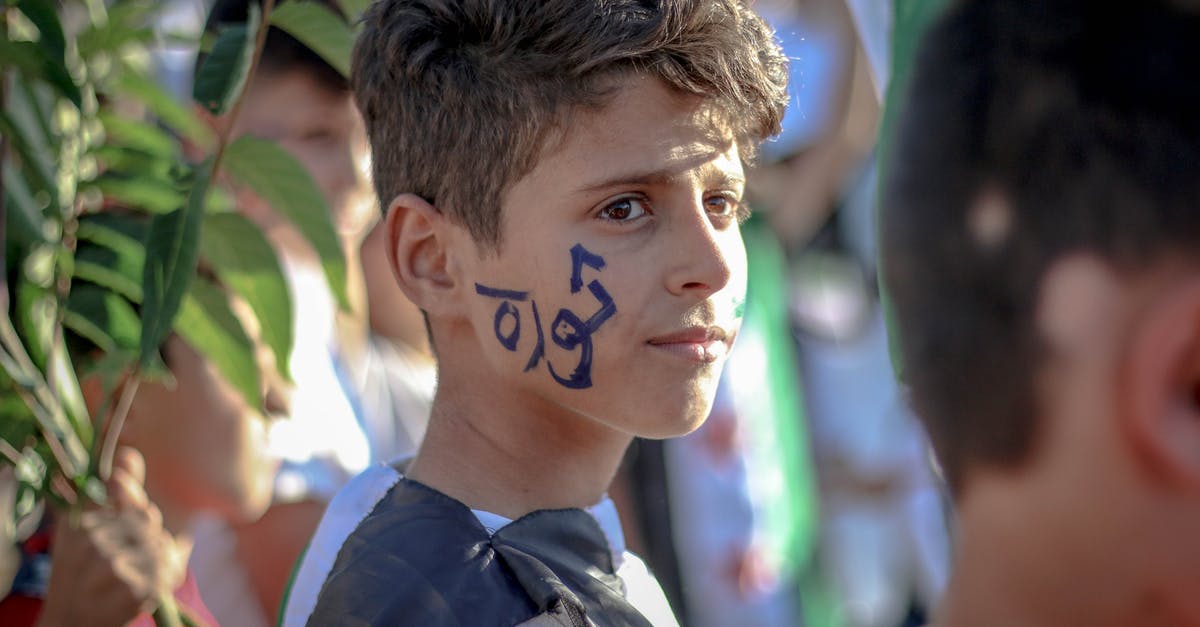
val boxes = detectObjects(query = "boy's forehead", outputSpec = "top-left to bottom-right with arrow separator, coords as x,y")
238,69 -> 354,133
534,76 -> 743,187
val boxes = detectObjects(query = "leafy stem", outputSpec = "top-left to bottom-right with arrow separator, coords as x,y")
95,0 -> 277,483
210,0 -> 276,173
96,368 -> 140,481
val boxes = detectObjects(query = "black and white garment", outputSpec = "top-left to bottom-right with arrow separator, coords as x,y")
282,464 -> 678,626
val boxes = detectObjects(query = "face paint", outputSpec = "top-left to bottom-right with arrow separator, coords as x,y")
475,243 -> 617,389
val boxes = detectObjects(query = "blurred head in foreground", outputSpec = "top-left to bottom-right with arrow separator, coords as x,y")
883,1 -> 1200,624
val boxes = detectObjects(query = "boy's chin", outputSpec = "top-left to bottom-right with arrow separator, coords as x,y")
619,393 -> 718,440
209,472 -> 278,525
219,491 -> 274,526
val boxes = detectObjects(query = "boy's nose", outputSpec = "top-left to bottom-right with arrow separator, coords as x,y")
325,149 -> 359,203
665,201 -> 736,299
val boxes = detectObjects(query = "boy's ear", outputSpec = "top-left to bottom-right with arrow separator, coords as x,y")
1121,272 -> 1200,490
384,193 -> 464,316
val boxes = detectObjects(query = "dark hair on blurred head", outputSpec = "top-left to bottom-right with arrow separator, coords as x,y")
197,0 -> 349,94
352,0 -> 788,250
882,0 -> 1200,495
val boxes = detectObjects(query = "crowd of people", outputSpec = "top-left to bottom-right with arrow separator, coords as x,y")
4,0 -> 1200,625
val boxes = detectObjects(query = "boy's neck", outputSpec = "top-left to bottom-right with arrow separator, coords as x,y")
936,482 -> 1175,627
405,372 -> 633,520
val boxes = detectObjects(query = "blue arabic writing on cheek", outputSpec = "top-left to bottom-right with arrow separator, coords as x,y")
473,243 -> 616,389
474,284 -> 529,351
524,300 -> 546,372
546,244 -> 616,389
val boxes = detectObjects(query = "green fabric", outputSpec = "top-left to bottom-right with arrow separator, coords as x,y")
275,541 -> 310,627
739,218 -> 818,572
878,0 -> 951,380
733,218 -> 834,624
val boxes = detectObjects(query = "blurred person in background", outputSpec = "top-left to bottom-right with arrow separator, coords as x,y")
184,1 -> 423,624
353,220 -> 436,467
883,1 -> 1200,625
0,232 -> 288,626
771,2 -> 949,625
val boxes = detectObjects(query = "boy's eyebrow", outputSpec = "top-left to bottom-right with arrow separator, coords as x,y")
576,167 -> 746,194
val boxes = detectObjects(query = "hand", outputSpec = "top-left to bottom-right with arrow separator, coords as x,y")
36,447 -> 187,627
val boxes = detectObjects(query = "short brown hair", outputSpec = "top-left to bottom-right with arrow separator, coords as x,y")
352,0 -> 787,249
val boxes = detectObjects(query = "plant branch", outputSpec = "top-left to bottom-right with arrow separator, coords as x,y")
97,368 -> 140,481
1,6 -> 8,316
49,472 -> 76,506
45,216 -> 78,418
12,384 -> 81,503
0,316 -> 81,471
0,440 -> 22,467
93,0 -> 277,486
209,0 -> 276,173
152,593 -> 184,627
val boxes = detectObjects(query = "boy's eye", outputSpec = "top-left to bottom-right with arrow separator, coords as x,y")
706,194 -> 748,223
301,128 -> 338,144
598,196 -> 649,222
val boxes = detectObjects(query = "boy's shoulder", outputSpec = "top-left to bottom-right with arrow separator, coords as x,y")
284,465 -> 655,627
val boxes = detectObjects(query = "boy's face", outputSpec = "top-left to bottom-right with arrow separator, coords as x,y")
457,76 -> 748,439
126,311 -> 287,526
232,69 -> 374,241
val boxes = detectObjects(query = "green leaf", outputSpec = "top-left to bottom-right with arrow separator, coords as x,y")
14,270 -> 54,371
16,0 -> 67,66
335,0 -> 373,22
0,371 -> 38,448
74,252 -> 143,305
89,145 -> 173,180
0,38 -> 81,108
0,104 -> 57,210
74,215 -> 148,304
99,112 -> 178,159
174,278 -> 261,411
139,164 -> 211,368
47,343 -> 94,453
76,6 -> 156,59
0,38 -> 43,76
114,72 -> 213,149
76,213 -> 149,262
3,166 -> 47,246
200,212 -> 293,381
223,136 -> 349,309
270,1 -> 353,78
90,174 -> 184,214
193,3 -> 260,115
64,284 -> 142,354
12,72 -> 56,157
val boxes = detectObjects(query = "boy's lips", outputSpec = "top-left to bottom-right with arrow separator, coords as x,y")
646,326 -> 733,363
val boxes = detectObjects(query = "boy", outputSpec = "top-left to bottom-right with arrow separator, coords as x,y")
285,0 -> 788,625
881,1 -> 1200,625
